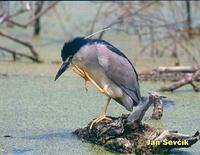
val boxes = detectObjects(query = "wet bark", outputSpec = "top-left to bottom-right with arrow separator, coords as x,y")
74,92 -> 199,154
151,95 -> 163,120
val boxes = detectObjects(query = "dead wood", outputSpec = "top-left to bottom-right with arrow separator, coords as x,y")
139,71 -> 199,82
154,66 -> 200,73
74,92 -> 199,154
138,66 -> 200,92
160,70 -> 200,92
151,93 -> 164,120
127,91 -> 164,126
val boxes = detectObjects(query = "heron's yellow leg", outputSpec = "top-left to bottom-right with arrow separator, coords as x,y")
72,64 -> 85,77
89,97 -> 112,130
72,65 -> 88,92
72,64 -> 111,129
72,67 -> 84,77
84,72 -> 105,94
72,64 -> 106,94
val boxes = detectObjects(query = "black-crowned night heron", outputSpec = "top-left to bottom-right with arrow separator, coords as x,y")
55,37 -> 141,129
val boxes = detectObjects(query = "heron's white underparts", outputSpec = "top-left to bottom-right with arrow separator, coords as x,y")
72,64 -> 112,129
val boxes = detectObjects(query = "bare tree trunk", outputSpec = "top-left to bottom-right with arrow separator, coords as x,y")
186,0 -> 192,38
34,1 -> 44,35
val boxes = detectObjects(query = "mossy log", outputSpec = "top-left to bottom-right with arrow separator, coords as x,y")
74,92 -> 199,154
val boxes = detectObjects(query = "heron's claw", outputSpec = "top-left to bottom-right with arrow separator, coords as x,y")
89,115 -> 112,130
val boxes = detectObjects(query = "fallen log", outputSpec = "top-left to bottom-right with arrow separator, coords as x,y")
139,65 -> 200,82
154,66 -> 200,73
160,70 -> 200,92
74,92 -> 199,154
139,71 -> 189,81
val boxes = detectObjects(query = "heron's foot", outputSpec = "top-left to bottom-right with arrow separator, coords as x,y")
89,115 -> 112,130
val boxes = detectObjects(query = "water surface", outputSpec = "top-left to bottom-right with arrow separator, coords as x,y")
0,2 -> 199,155
0,74 -> 199,155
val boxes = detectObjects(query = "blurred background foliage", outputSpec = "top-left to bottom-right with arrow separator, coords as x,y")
0,1 -> 200,68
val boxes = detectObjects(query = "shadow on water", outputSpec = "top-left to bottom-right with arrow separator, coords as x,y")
141,96 -> 175,108
20,129 -> 76,141
168,149 -> 193,155
8,129 -> 78,155
12,147 -> 33,155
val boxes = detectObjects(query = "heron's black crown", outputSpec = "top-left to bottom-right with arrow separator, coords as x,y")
61,37 -> 86,62
61,36 -> 129,62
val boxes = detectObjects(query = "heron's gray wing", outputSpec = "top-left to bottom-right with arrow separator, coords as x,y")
97,44 -> 141,106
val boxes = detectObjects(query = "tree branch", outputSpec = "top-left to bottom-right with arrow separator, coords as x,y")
0,46 -> 41,62
6,2 -> 58,28
0,1 -> 9,24
127,91 -> 164,127
160,70 -> 200,92
0,31 -> 39,59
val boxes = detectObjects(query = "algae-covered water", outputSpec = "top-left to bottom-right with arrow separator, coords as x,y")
0,70 -> 199,155
0,1 -> 200,155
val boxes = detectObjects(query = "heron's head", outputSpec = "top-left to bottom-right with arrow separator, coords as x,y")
55,37 -> 87,81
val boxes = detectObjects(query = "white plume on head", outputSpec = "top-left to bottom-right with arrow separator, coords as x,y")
85,27 -> 112,39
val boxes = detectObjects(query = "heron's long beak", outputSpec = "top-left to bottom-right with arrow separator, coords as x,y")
55,62 -> 69,81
